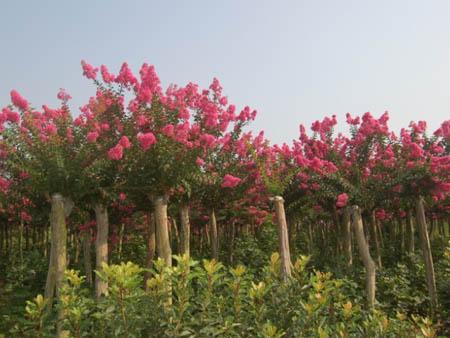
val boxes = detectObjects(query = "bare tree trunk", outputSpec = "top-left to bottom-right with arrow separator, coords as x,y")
228,221 -> 236,265
171,217 -> 180,254
351,206 -> 376,309
209,209 -> 219,260
406,210 -> 415,254
343,207 -> 353,267
144,213 -> 156,290
154,196 -> 172,267
94,204 -> 109,298
370,212 -> 382,268
82,229 -> 93,286
307,222 -> 313,255
44,194 -> 70,338
118,223 -> 124,261
44,194 -> 68,301
273,196 -> 292,282
415,197 -> 438,313
179,204 -> 190,257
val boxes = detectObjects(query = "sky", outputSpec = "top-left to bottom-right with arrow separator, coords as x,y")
1,0 -> 450,144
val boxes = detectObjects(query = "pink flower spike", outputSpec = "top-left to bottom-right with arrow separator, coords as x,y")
10,90 -> 29,111
336,193 -> 349,208
221,174 -> 242,188
137,132 -> 157,151
107,144 -> 124,160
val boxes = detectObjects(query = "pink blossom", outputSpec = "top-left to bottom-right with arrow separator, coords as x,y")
221,174 -> 242,188
10,90 -> 29,111
107,144 -> 124,161
115,62 -> 137,87
81,60 -> 98,80
87,131 -> 99,143
119,136 -> 131,149
100,65 -> 115,83
336,193 -> 349,208
196,157 -> 205,166
3,108 -> 20,123
20,211 -> 32,222
45,124 -> 57,135
119,192 -> 127,201
57,88 -> 72,102
137,132 -> 157,151
162,124 -> 174,137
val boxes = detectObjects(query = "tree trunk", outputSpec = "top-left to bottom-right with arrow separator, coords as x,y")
171,217 -> 180,254
179,204 -> 190,257
370,212 -> 382,268
273,196 -> 292,282
209,209 -> 219,260
415,197 -> 438,313
406,211 -> 415,254
144,213 -> 156,290
351,206 -> 376,309
82,229 -> 93,286
94,204 -> 109,298
228,221 -> 236,265
154,196 -> 172,267
342,207 -> 353,267
44,193 -> 68,302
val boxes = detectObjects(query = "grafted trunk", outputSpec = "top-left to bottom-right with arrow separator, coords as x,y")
370,212 -> 382,268
44,193 -> 68,302
342,207 -> 353,267
351,206 -> 376,309
144,213 -> 156,290
154,196 -> 172,267
179,204 -> 190,257
209,209 -> 219,260
82,229 -> 93,286
415,197 -> 438,313
273,196 -> 292,282
406,211 -> 415,254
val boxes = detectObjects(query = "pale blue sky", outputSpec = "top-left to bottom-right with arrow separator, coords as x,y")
1,1 -> 449,144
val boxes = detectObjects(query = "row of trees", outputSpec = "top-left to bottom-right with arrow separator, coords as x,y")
1,61 -> 449,322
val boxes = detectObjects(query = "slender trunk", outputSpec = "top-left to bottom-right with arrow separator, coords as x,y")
400,218 -> 405,253
154,196 -> 172,267
343,207 -> 353,267
209,209 -> 219,260
94,204 -> 109,298
171,217 -> 180,254
273,196 -> 292,282
406,210 -> 415,254
179,204 -> 190,257
415,197 -> 438,313
144,213 -> 156,290
19,220 -> 24,267
370,212 -> 382,268
307,222 -> 313,255
351,206 -> 376,309
25,224 -> 30,251
118,223 -> 124,261
82,229 -> 93,286
228,221 -> 236,265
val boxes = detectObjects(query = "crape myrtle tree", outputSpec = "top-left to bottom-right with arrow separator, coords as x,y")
195,127 -> 268,261
390,119 -> 450,313
79,62 -> 260,268
0,89 -> 84,301
0,89 -> 87,336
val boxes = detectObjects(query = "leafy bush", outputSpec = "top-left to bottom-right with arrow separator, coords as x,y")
12,254 -> 436,338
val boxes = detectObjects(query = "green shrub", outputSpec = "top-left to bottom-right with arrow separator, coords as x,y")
13,253 -> 437,337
